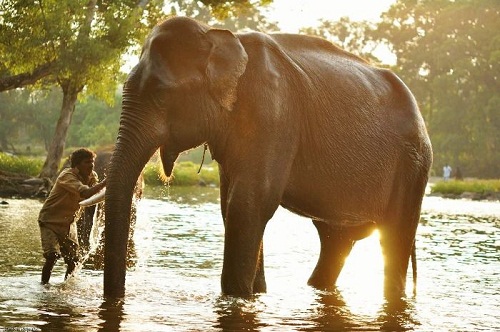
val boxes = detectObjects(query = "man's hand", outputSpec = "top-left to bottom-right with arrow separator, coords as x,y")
81,178 -> 106,199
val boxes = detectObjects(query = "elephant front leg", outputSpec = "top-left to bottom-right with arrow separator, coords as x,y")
221,218 -> 266,296
252,246 -> 267,293
308,220 -> 355,290
218,171 -> 265,295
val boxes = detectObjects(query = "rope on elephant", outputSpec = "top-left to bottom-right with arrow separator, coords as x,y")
197,143 -> 209,174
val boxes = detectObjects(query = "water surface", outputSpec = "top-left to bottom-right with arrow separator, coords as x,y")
0,187 -> 499,331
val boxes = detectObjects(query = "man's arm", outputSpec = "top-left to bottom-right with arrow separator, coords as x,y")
80,179 -> 107,199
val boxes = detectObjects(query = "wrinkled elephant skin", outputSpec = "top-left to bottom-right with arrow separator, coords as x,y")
104,17 -> 432,300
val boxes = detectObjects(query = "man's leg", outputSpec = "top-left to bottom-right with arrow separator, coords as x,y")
41,252 -> 59,284
62,238 -> 80,280
39,224 -> 61,284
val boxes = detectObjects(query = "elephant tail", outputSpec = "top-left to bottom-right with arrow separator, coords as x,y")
411,242 -> 417,296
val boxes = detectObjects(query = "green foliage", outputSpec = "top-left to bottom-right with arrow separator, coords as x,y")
67,94 -> 121,147
143,162 -> 165,186
3,0 -> 498,180
0,88 -> 61,152
0,87 -> 121,153
143,160 -> 220,187
198,162 -> 220,185
0,0 -> 169,178
171,161 -> 201,186
197,0 -> 272,20
375,0 -> 500,177
167,0 -> 277,32
0,153 -> 43,176
432,179 -> 500,195
304,1 -> 500,178
0,150 -> 219,187
300,17 -> 381,63
1,0 -> 277,179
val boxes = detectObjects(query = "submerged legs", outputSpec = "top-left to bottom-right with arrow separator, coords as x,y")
308,220 -> 355,289
41,252 -> 59,284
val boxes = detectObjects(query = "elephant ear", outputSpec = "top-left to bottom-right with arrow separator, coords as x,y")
139,26 -> 209,93
205,29 -> 248,111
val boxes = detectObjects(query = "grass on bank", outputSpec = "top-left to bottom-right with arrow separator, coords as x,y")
0,152 -> 44,176
0,152 -> 219,187
431,179 -> 500,195
143,160 -> 219,186
2,152 -> 498,192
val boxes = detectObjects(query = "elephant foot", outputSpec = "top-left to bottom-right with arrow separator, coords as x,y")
221,275 -> 256,297
252,275 -> 267,293
383,274 -> 408,300
309,220 -> 355,291
307,274 -> 337,291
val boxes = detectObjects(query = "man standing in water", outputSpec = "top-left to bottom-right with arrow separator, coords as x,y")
38,148 -> 106,284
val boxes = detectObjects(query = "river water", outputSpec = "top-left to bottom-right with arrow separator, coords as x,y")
0,187 -> 498,331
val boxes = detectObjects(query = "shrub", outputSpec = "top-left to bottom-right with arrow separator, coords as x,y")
142,160 -> 219,187
143,162 -> 165,186
0,152 -> 43,176
198,162 -> 219,186
431,179 -> 500,195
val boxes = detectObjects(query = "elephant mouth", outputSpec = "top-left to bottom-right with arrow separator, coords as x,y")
160,146 -> 179,177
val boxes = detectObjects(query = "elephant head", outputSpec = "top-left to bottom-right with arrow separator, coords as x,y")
103,17 -> 248,297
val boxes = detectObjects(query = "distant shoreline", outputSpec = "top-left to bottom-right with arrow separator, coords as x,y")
427,177 -> 500,201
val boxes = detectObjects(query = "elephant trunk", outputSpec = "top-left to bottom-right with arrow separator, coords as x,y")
103,90 -> 161,298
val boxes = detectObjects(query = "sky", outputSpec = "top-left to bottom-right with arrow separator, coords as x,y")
122,1 -> 398,70
264,0 -> 396,32
261,0 -> 398,64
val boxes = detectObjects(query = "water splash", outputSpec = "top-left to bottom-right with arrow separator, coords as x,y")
68,202 -> 106,279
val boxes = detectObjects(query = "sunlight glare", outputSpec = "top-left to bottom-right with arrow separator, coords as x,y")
336,230 -> 385,314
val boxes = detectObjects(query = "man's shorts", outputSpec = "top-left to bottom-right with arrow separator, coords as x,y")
39,223 -> 79,261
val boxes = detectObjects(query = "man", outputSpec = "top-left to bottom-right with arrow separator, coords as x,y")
38,148 -> 106,284
443,163 -> 452,182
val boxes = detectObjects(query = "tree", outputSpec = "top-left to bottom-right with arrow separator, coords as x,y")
0,0 -> 274,91
0,0 -> 275,179
0,88 -> 61,152
0,63 -> 56,92
300,17 -> 381,64
198,0 -> 273,21
66,94 -> 122,148
0,0 -> 165,178
375,0 -> 500,177
167,0 -> 278,31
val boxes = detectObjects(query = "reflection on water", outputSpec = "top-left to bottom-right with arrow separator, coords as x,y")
0,190 -> 499,331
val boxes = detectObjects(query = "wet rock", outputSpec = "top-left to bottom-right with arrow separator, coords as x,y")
0,170 -> 52,198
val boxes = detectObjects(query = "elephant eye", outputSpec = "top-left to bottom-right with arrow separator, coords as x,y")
150,94 -> 167,110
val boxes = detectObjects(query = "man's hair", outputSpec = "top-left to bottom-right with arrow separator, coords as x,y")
70,148 -> 96,167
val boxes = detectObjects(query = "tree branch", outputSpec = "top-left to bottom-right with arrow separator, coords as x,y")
0,62 -> 55,92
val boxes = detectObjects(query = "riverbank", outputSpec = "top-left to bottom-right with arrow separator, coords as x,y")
1,161 -> 498,201
427,176 -> 500,201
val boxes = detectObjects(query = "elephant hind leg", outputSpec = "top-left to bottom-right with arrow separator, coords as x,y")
379,225 -> 415,299
380,172 -> 427,299
307,220 -> 355,290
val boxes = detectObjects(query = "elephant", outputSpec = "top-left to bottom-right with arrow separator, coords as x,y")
103,16 -> 432,299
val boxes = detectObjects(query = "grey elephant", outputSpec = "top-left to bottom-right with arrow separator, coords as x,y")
103,17 -> 432,299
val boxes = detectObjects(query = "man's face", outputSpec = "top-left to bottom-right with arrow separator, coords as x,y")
76,157 -> 95,178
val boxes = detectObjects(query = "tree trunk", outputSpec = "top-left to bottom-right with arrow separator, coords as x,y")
38,80 -> 82,180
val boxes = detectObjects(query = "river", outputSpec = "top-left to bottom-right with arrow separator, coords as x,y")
0,187 -> 499,331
